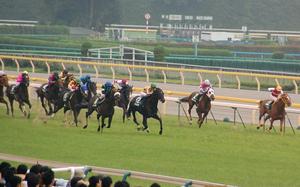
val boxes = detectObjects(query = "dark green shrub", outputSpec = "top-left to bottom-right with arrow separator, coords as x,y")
154,45 -> 167,61
81,42 -> 92,56
272,51 -> 285,59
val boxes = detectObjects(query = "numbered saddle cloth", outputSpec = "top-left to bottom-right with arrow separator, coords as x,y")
134,96 -> 142,107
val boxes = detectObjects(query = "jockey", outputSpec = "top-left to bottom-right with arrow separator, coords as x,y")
138,83 -> 157,106
114,79 -> 128,90
64,78 -> 80,106
192,79 -> 212,103
68,78 -> 80,92
101,81 -> 113,97
16,71 -> 29,86
60,69 -> 69,79
266,85 -> 283,109
48,72 -> 59,88
80,75 -> 92,95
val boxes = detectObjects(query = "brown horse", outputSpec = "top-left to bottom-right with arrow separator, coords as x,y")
257,93 -> 292,132
179,88 -> 215,127
0,74 -> 9,115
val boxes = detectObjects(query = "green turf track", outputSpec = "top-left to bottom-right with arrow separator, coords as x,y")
0,102 -> 300,187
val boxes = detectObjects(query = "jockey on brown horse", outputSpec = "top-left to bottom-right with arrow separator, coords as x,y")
180,79 -> 215,127
258,85 -> 292,132
0,71 -> 9,115
59,69 -> 74,88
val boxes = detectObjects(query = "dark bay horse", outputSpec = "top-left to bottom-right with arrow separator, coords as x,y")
83,87 -> 120,132
66,81 -> 97,126
257,93 -> 292,132
127,87 -> 165,135
0,74 -> 9,115
116,85 -> 133,123
179,88 -> 215,127
6,77 -> 32,118
36,80 -> 63,115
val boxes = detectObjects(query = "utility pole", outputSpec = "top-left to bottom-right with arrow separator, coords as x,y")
89,0 -> 94,28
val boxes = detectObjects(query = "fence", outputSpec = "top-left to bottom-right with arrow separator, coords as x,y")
1,54 -> 300,94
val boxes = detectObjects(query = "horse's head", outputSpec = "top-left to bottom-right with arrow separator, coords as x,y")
279,93 -> 292,107
153,87 -> 165,103
88,81 -> 97,95
0,74 -> 9,87
206,88 -> 215,101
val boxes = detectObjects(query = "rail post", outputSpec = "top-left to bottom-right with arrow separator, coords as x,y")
275,78 -> 280,86
77,64 -> 82,76
180,71 -> 184,85
93,65 -> 99,78
144,68 -> 149,82
255,77 -> 260,91
14,59 -> 20,73
127,67 -> 132,81
61,63 -> 66,70
45,61 -> 50,74
29,60 -> 35,73
216,74 -> 221,88
111,66 -> 115,80
236,75 -> 241,90
293,80 -> 298,94
0,58 -> 4,71
162,70 -> 167,84
197,72 -> 203,83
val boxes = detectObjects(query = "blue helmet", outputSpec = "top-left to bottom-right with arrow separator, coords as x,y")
80,76 -> 86,83
105,81 -> 112,87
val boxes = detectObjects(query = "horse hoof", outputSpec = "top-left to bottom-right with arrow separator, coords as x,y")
83,125 -> 87,129
51,113 -> 55,118
159,131 -> 162,135
27,114 -> 30,119
256,126 -> 260,130
97,127 -> 100,132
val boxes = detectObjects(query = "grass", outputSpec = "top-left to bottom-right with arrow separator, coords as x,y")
1,102 -> 300,187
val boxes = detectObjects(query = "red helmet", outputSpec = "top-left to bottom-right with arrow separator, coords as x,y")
121,79 -> 128,84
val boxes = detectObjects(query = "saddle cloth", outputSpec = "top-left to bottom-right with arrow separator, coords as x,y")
134,96 -> 142,107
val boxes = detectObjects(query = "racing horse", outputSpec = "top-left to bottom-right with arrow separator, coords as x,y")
126,87 -> 165,135
0,74 -> 9,115
179,88 -> 215,127
257,93 -> 291,132
116,84 -> 133,123
6,75 -> 32,118
83,86 -> 120,132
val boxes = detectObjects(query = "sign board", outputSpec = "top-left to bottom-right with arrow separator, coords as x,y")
169,14 -> 182,21
145,13 -> 151,20
192,35 -> 200,43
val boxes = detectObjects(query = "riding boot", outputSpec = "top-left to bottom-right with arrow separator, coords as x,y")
265,100 -> 274,110
192,93 -> 202,104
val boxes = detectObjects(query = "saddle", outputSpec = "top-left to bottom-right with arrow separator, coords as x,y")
42,84 -> 48,92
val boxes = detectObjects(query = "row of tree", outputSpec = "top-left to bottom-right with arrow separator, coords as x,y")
0,0 -> 300,31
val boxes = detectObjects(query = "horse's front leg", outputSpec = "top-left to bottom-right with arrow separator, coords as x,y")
24,99 -> 32,119
40,96 -> 49,115
142,116 -> 149,133
0,98 -> 9,115
199,112 -> 209,128
257,112 -> 265,129
18,102 -> 27,117
152,113 -> 163,135
132,111 -> 140,129
96,113 -> 101,132
8,97 -> 14,117
83,106 -> 94,129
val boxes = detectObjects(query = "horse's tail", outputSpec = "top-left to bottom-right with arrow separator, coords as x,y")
126,104 -> 132,118
179,96 -> 189,103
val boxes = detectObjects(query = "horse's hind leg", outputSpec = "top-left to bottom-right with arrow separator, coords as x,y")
132,111 -> 140,129
188,102 -> 194,124
40,97 -> 49,115
122,105 -> 126,123
8,97 -> 14,117
83,107 -> 94,129
152,113 -> 163,135
0,98 -> 9,115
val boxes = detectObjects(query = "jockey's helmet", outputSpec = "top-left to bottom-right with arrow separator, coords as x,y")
80,76 -> 86,83
62,69 -> 68,74
85,75 -> 91,81
121,79 -> 127,84
150,83 -> 157,89
23,71 -> 29,75
276,85 -> 282,91
105,81 -> 113,87
204,79 -> 211,85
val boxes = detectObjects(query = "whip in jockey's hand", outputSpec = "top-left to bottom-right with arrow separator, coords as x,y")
192,79 -> 212,104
